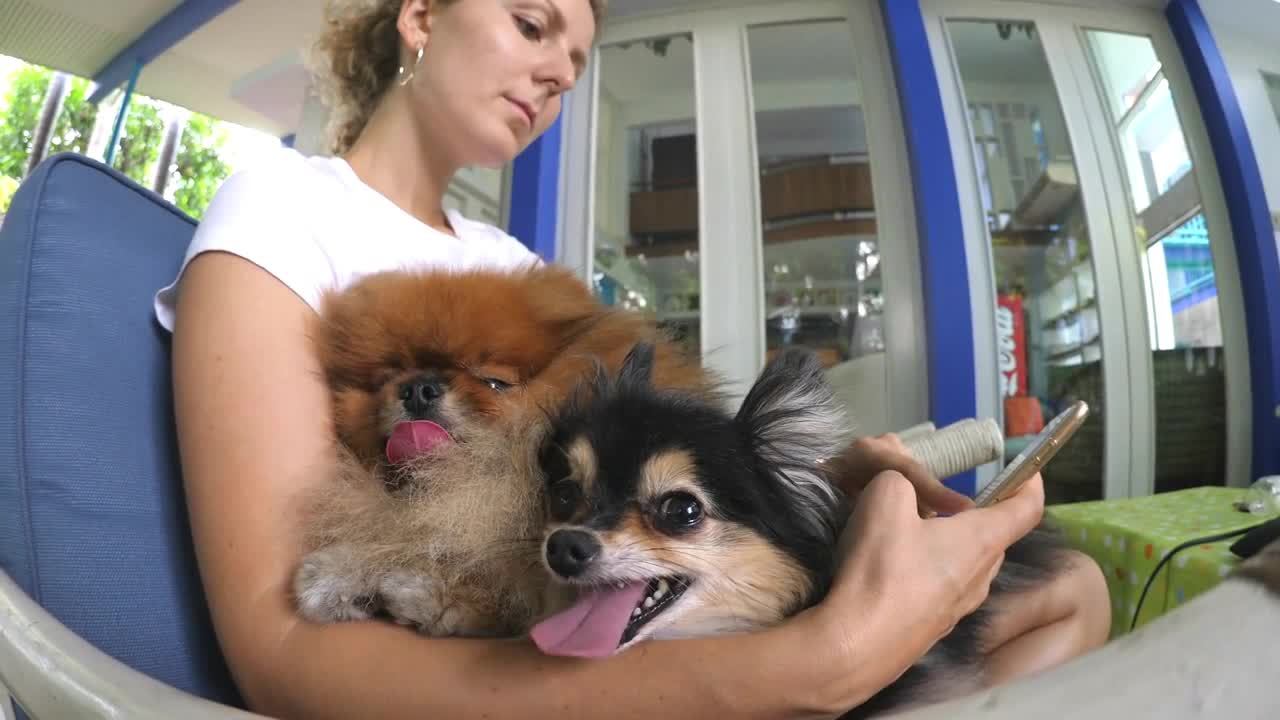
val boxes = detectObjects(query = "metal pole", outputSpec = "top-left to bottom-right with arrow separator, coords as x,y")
25,72 -> 70,177
103,60 -> 142,167
152,107 -> 188,197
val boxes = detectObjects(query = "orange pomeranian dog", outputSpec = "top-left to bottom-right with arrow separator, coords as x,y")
292,262 -> 716,637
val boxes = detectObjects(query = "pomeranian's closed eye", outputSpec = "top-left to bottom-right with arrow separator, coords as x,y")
310,265 -> 610,473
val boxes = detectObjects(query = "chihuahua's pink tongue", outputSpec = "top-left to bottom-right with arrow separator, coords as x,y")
385,420 -> 453,464
530,582 -> 648,658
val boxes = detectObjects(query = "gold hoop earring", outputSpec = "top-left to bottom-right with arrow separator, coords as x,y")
398,45 -> 424,86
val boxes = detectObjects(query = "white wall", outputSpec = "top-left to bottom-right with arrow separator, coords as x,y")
291,84 -> 330,158
1200,11 -> 1280,250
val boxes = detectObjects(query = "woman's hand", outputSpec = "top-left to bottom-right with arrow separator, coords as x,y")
800,469 -> 1046,714
826,433 -> 975,517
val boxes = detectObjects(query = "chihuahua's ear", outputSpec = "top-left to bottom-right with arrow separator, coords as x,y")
586,355 -> 613,399
559,356 -> 612,419
736,347 -> 849,511
617,342 -> 656,391
737,347 -> 846,442
552,343 -> 656,432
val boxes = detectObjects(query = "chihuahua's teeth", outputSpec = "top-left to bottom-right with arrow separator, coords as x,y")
632,607 -> 641,618
655,578 -> 669,598
643,596 -> 656,609
616,581 -> 625,590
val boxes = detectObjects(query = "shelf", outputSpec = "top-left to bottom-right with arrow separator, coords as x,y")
1014,159 -> 1078,226
1041,297 -> 1097,329
767,346 -> 842,368
622,216 -> 878,258
627,156 -> 877,253
657,306 -> 862,323
1045,335 -> 1101,363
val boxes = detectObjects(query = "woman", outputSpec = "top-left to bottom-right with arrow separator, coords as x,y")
155,1 -> 1107,718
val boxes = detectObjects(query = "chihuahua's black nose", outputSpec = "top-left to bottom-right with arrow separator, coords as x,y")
401,375 -> 446,417
546,529 -> 601,578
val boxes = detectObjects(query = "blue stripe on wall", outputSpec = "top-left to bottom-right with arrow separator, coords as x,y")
507,115 -> 563,262
1167,0 -> 1280,479
881,0 -> 978,496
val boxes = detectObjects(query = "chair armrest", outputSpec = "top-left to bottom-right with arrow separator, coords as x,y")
0,570 -> 267,719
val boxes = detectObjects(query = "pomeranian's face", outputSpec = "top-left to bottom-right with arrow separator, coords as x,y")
528,344 -> 850,658
313,265 -> 607,470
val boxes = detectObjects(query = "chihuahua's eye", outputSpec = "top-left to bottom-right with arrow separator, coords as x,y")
548,478 -> 581,521
656,492 -> 703,533
514,14 -> 543,41
482,377 -> 513,392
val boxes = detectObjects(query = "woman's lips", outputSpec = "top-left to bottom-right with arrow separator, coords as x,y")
506,96 -> 536,127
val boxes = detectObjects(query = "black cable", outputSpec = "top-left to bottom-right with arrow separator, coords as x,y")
1129,520 -> 1270,632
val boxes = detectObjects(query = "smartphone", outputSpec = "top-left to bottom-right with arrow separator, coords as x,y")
973,400 -> 1089,507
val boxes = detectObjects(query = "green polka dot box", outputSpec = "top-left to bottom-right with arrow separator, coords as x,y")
1045,486 -> 1278,638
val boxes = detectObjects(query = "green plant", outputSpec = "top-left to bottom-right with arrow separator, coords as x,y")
0,67 -> 96,177
0,61 -> 235,219
113,96 -> 164,186
0,174 -> 19,213
170,112 -> 231,219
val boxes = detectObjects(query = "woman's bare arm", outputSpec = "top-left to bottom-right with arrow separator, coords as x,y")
171,251 -> 1042,720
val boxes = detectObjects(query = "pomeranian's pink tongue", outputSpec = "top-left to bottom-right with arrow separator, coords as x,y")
385,420 -> 453,464
530,582 -> 648,658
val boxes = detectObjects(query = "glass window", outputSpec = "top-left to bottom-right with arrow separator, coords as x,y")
591,34 -> 700,356
1085,30 -> 1227,493
745,20 -> 889,432
947,19 -> 1106,504
445,166 -> 506,228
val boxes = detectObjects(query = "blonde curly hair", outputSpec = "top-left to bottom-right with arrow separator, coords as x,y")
309,0 -> 608,155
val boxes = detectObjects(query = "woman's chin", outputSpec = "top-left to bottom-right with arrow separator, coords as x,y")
465,124 -> 531,169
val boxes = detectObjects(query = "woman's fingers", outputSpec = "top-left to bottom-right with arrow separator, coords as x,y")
836,434 -> 975,516
963,473 -> 1046,550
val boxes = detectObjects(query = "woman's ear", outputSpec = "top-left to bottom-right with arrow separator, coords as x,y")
397,0 -> 434,53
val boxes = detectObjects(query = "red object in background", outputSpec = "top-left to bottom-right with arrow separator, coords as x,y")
1004,396 -> 1044,437
996,295 -> 1027,398
997,295 -> 1041,436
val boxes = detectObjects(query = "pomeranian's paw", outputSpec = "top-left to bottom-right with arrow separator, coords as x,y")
379,571 -> 499,637
294,545 -> 383,623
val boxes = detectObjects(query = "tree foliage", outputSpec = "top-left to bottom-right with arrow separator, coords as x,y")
0,65 -> 43,179
0,61 -> 233,219
0,175 -> 18,213
170,112 -> 232,218
114,97 -> 165,188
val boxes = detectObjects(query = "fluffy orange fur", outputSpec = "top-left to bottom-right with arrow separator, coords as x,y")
294,263 -> 719,636
310,264 -> 714,470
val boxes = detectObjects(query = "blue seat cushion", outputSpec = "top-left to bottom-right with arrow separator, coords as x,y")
0,153 -> 242,707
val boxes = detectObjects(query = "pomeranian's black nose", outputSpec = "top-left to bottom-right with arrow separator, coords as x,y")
546,529 -> 601,578
400,375 -> 446,416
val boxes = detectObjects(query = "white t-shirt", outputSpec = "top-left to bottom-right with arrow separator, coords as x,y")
152,147 -> 540,333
